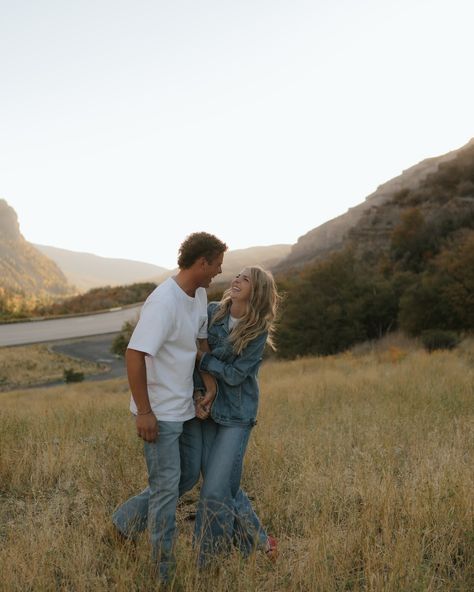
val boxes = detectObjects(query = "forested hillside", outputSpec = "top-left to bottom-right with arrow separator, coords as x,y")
34,282 -> 156,317
276,142 -> 474,357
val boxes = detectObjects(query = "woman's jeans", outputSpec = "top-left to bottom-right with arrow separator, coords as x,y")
194,419 -> 267,564
112,417 -> 202,581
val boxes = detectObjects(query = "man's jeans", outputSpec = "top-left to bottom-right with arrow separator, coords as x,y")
112,418 -> 202,581
194,419 -> 267,564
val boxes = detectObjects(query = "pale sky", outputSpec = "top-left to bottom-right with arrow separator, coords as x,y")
1,0 -> 473,269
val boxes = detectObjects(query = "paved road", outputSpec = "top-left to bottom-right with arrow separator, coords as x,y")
0,305 -> 142,347
52,334 -> 127,381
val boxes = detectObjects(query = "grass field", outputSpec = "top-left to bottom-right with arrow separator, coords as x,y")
0,345 -> 105,391
0,336 -> 473,591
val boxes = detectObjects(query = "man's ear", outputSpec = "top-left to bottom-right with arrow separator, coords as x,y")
190,256 -> 206,271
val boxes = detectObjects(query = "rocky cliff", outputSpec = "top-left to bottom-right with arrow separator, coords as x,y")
0,199 -> 71,297
275,138 -> 474,270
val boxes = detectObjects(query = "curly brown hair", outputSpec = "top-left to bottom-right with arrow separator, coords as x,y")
177,232 -> 227,269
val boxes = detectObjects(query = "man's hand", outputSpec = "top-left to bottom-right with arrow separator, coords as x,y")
136,412 -> 158,442
127,349 -> 157,441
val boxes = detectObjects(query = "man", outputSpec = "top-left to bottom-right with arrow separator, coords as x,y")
113,232 -> 227,582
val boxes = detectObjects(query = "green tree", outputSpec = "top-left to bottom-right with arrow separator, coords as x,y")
433,230 -> 474,328
111,320 -> 137,357
390,208 -> 435,272
398,276 -> 453,335
276,251 -> 397,358
398,230 -> 474,334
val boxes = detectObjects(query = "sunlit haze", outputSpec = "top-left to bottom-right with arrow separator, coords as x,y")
1,0 -> 473,269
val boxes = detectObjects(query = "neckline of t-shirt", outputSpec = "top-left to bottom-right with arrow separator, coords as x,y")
170,276 -> 199,302
229,314 -> 242,330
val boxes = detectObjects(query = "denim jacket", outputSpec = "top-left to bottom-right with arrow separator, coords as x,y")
195,302 -> 267,426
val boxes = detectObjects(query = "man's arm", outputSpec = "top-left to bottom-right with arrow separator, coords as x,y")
126,348 -> 158,442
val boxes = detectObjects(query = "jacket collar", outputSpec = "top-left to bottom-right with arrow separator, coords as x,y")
211,311 -> 231,334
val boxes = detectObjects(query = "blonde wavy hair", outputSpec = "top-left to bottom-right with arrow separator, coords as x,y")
210,266 -> 280,355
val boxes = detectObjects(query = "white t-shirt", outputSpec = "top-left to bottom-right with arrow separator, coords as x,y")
228,315 -> 240,330
128,277 -> 208,421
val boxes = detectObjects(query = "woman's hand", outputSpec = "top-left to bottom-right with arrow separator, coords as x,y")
194,390 -> 215,420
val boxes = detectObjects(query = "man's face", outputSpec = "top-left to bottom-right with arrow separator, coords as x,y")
201,252 -> 224,288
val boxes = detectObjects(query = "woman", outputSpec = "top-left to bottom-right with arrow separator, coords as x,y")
193,265 -> 280,564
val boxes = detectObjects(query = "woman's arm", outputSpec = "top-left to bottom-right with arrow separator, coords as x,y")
195,338 -> 217,418
197,331 -> 267,387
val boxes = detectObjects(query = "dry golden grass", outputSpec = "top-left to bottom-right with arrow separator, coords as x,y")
0,345 -> 105,390
0,339 -> 473,591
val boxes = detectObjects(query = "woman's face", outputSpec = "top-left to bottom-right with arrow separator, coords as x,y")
230,268 -> 252,304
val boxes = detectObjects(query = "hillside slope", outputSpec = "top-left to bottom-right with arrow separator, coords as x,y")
36,244 -> 291,292
35,244 -> 168,292
348,141 -> 474,261
276,138 -> 474,270
0,200 -> 70,299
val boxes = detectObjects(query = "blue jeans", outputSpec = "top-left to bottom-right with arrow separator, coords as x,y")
112,417 -> 202,581
194,419 -> 267,564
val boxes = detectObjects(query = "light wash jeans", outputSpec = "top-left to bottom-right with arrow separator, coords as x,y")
194,419 -> 267,565
112,417 -> 267,573
112,417 -> 202,581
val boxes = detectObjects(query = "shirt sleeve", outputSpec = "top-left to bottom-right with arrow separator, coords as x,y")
198,331 -> 267,386
127,297 -> 174,356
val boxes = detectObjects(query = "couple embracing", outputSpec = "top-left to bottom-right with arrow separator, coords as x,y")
112,232 -> 280,582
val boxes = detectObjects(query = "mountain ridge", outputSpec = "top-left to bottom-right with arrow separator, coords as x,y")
35,244 -> 168,292
37,243 -> 292,291
0,199 -> 71,302
275,138 -> 474,270
3,137 -> 473,307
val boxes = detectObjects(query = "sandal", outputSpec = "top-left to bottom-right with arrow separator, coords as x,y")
265,535 -> 278,561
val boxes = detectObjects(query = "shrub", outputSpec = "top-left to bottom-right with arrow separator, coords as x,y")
390,208 -> 436,271
63,368 -> 85,383
421,330 -> 459,352
111,320 -> 137,357
35,282 -> 156,317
